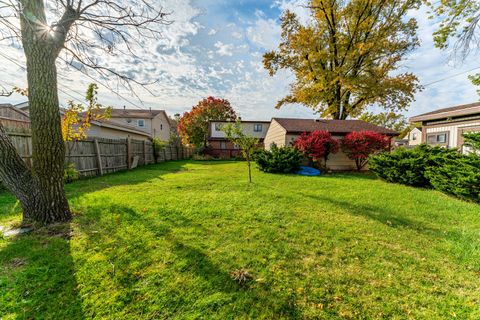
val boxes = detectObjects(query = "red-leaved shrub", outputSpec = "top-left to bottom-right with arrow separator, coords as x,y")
341,131 -> 390,171
294,130 -> 339,168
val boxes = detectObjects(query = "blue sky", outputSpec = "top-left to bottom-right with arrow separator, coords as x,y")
0,0 -> 479,120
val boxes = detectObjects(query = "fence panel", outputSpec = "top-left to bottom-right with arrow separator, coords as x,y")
4,133 -> 194,181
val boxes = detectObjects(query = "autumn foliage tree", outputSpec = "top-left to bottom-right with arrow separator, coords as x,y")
263,0 -> 421,119
294,130 -> 339,168
341,131 -> 391,171
62,84 -> 111,143
178,97 -> 237,148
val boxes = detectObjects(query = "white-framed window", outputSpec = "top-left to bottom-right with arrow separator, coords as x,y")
215,123 -> 223,131
436,133 -> 447,143
412,132 -> 417,140
427,132 -> 448,145
220,141 -> 226,149
138,119 -> 145,127
254,123 -> 263,132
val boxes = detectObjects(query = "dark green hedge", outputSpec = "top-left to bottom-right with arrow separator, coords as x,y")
370,144 -> 479,202
254,144 -> 303,173
369,144 -> 460,187
425,156 -> 480,202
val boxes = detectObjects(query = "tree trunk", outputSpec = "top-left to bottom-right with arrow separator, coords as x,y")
0,0 -> 71,224
246,153 -> 252,183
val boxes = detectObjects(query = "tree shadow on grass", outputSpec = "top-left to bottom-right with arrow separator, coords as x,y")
0,223 -> 84,319
73,203 -> 301,319
302,192 -> 442,234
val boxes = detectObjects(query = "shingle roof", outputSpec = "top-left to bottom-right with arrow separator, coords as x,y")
91,118 -> 151,137
410,102 -> 480,122
108,108 -> 166,119
272,118 -> 398,135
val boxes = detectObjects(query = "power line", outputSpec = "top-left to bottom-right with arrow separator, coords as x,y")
0,50 -> 148,110
423,66 -> 480,87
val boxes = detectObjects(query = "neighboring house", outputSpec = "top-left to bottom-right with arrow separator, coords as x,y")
410,102 -> 480,153
407,127 -> 422,146
85,119 -> 151,140
1,103 -> 150,141
394,138 -> 409,147
107,108 -> 172,141
0,103 -> 31,132
207,120 -> 270,158
264,118 -> 398,171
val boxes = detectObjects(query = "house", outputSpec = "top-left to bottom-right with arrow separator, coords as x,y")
264,118 -> 398,171
410,102 -> 480,153
84,119 -> 152,140
107,108 -> 173,141
0,103 -> 31,132
407,127 -> 422,146
207,120 -> 270,158
1,103 -> 151,141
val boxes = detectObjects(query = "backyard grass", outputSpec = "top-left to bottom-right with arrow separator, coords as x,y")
1,160 -> 479,319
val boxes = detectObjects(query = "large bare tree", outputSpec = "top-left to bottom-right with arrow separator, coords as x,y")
0,1 -> 169,224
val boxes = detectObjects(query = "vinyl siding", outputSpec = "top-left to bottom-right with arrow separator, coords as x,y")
86,125 -> 150,141
264,119 -> 287,149
210,121 -> 270,140
425,121 -> 480,148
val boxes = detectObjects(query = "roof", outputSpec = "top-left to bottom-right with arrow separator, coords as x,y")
410,101 -> 480,122
0,103 -> 30,118
272,118 -> 398,135
91,118 -> 151,137
210,120 -> 271,124
108,108 -> 167,119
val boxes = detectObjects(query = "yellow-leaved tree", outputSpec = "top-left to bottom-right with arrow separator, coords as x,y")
62,83 -> 111,143
263,0 -> 422,119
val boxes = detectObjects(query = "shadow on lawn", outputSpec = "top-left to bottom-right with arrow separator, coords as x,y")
0,223 -> 84,319
73,203 -> 301,318
302,192 -> 444,235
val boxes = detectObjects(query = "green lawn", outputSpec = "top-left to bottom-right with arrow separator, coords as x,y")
1,161 -> 480,319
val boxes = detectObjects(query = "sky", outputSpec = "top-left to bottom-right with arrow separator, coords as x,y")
0,0 -> 479,121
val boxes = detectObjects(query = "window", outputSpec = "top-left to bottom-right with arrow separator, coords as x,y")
220,141 -> 226,149
427,132 -> 448,146
412,132 -> 417,140
160,124 -> 163,130
254,123 -> 263,132
138,119 -> 145,127
215,123 -> 223,131
436,133 -> 447,143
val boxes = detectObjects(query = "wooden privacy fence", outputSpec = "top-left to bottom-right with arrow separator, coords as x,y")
6,132 -> 195,178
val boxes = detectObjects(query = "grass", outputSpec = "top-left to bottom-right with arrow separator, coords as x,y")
1,160 -> 480,319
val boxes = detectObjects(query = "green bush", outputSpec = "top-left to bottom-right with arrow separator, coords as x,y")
64,162 -> 79,183
254,144 -> 303,173
425,156 -> 480,202
369,144 -> 460,187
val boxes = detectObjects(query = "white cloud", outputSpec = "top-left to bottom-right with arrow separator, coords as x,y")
214,41 -> 235,56
232,31 -> 243,39
208,28 -> 217,35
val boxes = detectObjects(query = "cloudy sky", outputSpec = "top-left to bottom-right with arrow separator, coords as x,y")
0,0 -> 479,121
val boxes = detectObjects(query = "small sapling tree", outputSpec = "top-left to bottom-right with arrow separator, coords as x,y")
222,121 -> 259,183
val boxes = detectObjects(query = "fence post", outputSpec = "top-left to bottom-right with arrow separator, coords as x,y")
143,140 -> 147,165
126,137 -> 132,169
94,138 -> 104,176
